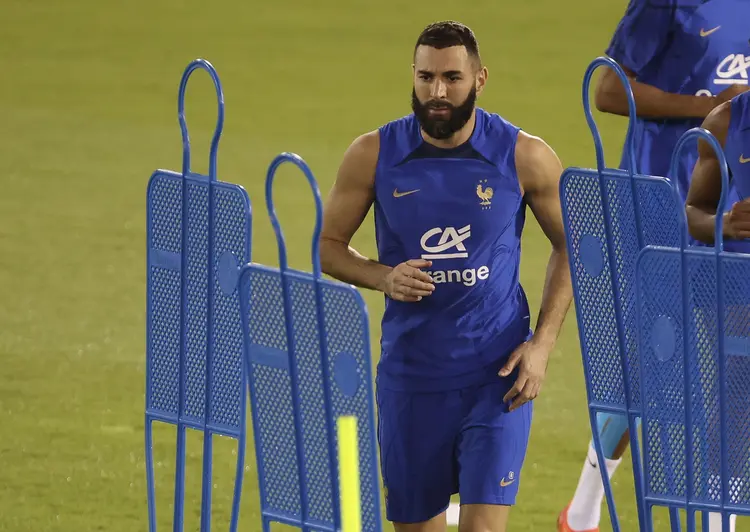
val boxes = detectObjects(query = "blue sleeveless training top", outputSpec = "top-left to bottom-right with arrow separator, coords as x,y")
373,107 -> 533,392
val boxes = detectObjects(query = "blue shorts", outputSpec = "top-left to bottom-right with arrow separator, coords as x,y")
376,376 -> 533,524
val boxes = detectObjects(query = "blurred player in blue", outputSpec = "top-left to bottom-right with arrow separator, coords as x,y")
686,90 -> 750,245
320,21 -> 573,532
558,1 -> 750,532
684,90 -> 750,532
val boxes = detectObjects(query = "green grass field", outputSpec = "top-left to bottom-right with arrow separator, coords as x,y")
0,0 -> 673,530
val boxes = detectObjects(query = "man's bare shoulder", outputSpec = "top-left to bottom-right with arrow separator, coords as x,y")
515,130 -> 554,159
335,130 -> 381,190
701,99 -> 732,142
514,131 -> 562,191
344,130 -> 381,163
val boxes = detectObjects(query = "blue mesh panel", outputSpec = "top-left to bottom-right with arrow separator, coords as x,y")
636,248 -> 686,502
148,268 -> 181,415
241,265 -> 381,531
146,175 -> 182,418
637,246 -> 750,517
289,278 -> 334,525
209,187 -> 250,431
149,176 -> 182,253
145,169 -> 251,528
562,169 -> 684,414
719,256 -> 750,508
184,182 -> 209,423
147,174 -> 249,434
636,181 -> 682,248
686,255 -> 720,506
244,267 -> 301,517
561,171 -> 625,406
320,283 -> 379,532
604,176 -> 641,407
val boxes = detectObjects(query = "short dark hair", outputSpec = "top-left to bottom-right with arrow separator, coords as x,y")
414,21 -> 481,64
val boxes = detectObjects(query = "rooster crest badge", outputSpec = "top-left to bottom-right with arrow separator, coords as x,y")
476,179 -> 493,209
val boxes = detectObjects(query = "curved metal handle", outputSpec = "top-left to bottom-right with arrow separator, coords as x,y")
669,127 -> 730,252
177,58 -> 225,181
582,56 -> 638,174
265,152 -> 324,277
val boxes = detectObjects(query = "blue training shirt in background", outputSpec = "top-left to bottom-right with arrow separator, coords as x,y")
606,0 -> 750,200
726,91 -> 750,201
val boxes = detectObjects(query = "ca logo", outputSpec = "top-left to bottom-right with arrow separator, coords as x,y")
420,225 -> 471,260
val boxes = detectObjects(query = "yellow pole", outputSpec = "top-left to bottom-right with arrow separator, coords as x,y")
337,415 -> 361,532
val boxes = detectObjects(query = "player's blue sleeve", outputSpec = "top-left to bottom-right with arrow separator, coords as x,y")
605,0 -> 676,77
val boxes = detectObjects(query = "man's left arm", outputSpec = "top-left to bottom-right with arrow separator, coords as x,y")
500,131 -> 573,411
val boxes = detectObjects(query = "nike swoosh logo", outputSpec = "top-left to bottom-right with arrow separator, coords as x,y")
500,478 -> 515,487
741,154 -> 750,164
393,188 -> 419,198
700,26 -> 721,37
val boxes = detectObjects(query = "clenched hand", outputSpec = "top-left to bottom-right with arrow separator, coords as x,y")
382,259 -> 435,302
725,198 -> 750,240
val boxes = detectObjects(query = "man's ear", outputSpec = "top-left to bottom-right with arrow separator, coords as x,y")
476,66 -> 489,96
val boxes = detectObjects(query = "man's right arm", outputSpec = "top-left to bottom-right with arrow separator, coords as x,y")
593,0 -> 747,120
594,65 -> 745,120
319,131 -> 391,291
319,131 -> 435,302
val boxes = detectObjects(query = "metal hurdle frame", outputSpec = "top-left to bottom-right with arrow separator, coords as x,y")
636,127 -> 750,532
145,58 -> 252,532
238,153 -> 382,532
560,55 -> 689,532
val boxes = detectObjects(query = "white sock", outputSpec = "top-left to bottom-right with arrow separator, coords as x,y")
446,502 -> 460,526
705,474 -> 741,532
707,512 -> 736,532
566,442 -> 622,531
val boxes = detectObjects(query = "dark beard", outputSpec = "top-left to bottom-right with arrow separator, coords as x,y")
411,86 -> 476,140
